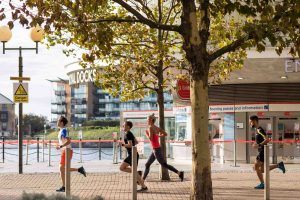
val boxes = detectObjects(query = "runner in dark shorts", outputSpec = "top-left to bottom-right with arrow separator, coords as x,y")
119,121 -> 147,191
250,115 -> 286,189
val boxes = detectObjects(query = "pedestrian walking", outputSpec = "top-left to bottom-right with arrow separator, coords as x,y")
55,116 -> 86,192
249,115 -> 286,189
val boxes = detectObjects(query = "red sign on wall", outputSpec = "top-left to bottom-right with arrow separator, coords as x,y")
177,80 -> 190,100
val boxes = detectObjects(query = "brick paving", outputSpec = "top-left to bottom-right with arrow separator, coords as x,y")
0,170 -> 299,200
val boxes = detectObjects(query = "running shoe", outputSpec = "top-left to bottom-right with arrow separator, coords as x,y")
179,171 -> 184,182
254,182 -> 264,189
278,162 -> 286,173
56,186 -> 65,192
137,186 -> 148,192
78,166 -> 87,177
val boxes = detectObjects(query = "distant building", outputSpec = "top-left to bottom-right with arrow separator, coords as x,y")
49,64 -> 173,126
0,93 -> 16,136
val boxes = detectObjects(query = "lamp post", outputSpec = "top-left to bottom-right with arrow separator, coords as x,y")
0,25 -> 44,174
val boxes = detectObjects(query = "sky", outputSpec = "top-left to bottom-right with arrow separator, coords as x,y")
0,24 -> 77,121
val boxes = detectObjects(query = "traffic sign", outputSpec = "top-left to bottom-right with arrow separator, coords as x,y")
13,83 -> 29,103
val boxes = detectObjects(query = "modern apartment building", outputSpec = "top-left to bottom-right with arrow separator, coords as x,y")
0,93 -> 16,136
49,66 -> 173,126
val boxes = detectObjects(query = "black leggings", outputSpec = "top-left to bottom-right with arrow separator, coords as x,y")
143,147 -> 178,180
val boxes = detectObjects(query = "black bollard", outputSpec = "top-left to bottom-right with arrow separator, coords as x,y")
37,137 -> 40,163
2,137 -> 4,163
98,137 -> 101,160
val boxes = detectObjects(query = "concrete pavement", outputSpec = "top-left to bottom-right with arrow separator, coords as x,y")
0,159 -> 299,199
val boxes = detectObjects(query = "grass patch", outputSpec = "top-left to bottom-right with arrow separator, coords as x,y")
46,126 -> 120,140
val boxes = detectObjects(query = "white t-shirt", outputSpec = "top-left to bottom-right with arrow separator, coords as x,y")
58,128 -> 72,149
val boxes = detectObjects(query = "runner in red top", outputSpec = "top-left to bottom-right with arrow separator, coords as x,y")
140,114 -> 184,191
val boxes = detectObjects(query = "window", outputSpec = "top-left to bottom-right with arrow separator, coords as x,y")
0,112 -> 8,122
2,122 -> 7,130
2,104 -> 7,111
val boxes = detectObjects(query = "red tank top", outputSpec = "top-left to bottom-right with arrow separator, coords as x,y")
147,127 -> 160,149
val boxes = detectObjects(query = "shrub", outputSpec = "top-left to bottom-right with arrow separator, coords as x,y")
20,192 -> 80,200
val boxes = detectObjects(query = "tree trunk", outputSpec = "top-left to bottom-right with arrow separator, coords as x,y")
157,60 -> 170,180
190,75 -> 213,200
180,0 -> 213,199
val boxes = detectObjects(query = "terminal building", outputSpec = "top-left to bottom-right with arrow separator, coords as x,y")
0,93 -> 16,136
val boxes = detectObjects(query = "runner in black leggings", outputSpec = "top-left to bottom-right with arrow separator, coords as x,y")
140,114 -> 184,192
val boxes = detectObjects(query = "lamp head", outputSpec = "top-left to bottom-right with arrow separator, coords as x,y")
0,26 -> 12,42
30,26 -> 44,42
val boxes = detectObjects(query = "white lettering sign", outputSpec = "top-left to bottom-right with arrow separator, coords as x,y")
209,104 -> 269,113
285,59 -> 300,73
68,68 -> 98,85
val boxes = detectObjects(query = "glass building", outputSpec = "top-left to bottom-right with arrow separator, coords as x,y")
49,76 -> 173,126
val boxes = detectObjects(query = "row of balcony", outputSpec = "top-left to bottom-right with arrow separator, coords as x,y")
51,109 -> 66,114
54,90 -> 66,96
71,108 -> 87,114
71,98 -> 87,105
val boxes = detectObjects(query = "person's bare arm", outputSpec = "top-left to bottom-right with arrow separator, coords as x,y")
57,137 -> 71,149
158,128 -> 168,137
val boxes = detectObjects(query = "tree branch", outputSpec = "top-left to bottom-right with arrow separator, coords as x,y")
112,0 -> 181,33
86,18 -> 140,23
208,34 -> 251,63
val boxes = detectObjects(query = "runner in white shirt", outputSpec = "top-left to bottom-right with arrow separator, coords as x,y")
56,116 -> 86,192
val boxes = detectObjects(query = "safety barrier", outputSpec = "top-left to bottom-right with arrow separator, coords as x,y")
1,137 -> 300,165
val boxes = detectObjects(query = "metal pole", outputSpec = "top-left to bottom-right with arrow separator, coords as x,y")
264,145 -> 270,200
65,148 -> 71,198
99,137 -> 101,160
42,138 -> 45,162
119,137 -> 122,160
2,137 -> 4,163
48,140 -> 51,166
25,139 -> 29,165
18,47 -> 23,174
131,146 -> 137,200
37,137 -> 39,163
79,138 -> 82,163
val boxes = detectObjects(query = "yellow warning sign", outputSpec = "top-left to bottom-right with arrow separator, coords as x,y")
15,84 -> 28,95
13,83 -> 29,103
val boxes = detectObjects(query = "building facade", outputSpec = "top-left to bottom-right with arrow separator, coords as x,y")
171,55 -> 300,164
49,65 -> 173,126
0,93 -> 15,136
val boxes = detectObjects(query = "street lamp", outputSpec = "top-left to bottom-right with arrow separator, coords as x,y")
0,25 -> 44,174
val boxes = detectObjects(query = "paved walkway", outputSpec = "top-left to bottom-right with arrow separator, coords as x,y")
0,160 -> 299,199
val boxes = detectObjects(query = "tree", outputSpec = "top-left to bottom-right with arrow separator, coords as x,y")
23,114 -> 48,136
1,0 -> 299,199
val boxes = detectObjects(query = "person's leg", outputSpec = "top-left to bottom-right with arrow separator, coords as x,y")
60,164 -> 65,186
254,160 -> 264,183
154,148 -> 184,181
142,152 -> 156,180
154,148 -> 178,174
56,151 -> 66,192
120,161 -> 131,173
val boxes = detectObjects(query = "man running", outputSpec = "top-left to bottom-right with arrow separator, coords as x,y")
141,114 -> 184,189
56,116 -> 86,192
119,121 -> 148,191
249,115 -> 286,189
